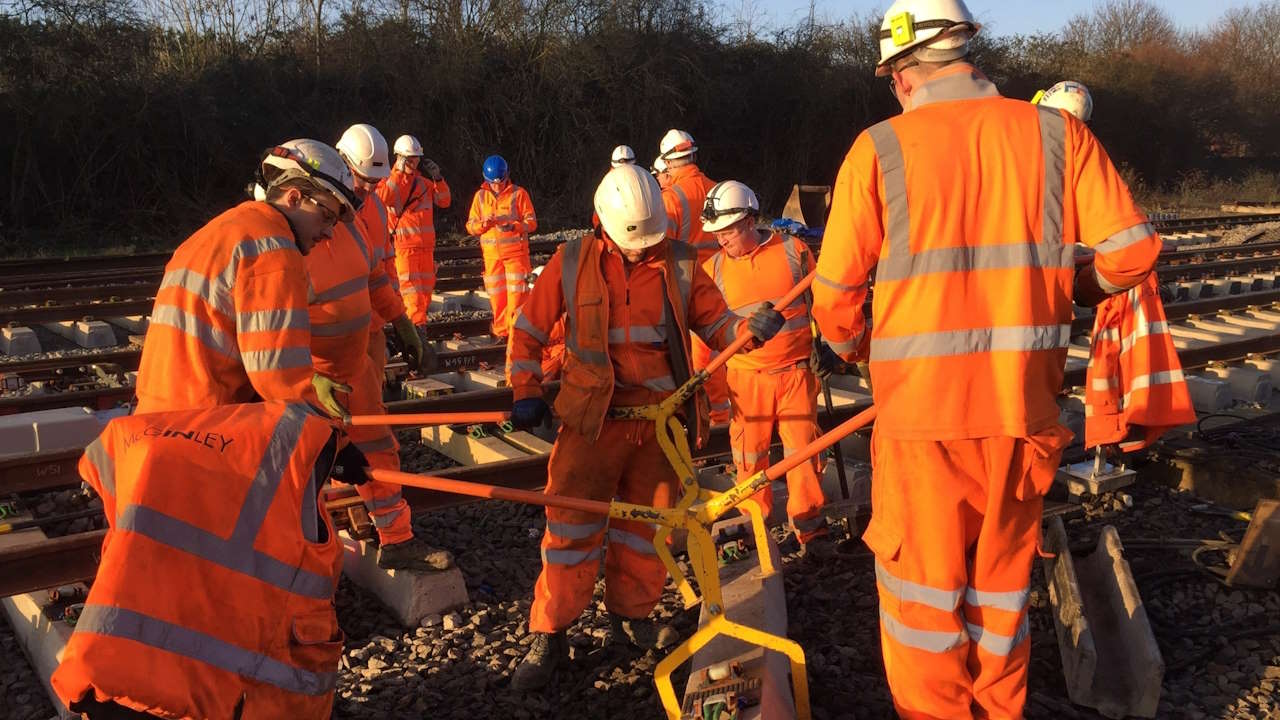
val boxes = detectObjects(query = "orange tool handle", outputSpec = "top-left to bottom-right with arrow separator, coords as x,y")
346,412 -> 510,427
765,405 -> 877,482
367,468 -> 612,515
701,269 -> 816,376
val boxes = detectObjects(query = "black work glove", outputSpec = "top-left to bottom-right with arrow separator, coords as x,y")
511,397 -> 550,430
332,443 -> 371,486
1072,262 -> 1111,308
812,342 -> 847,380
747,302 -> 786,343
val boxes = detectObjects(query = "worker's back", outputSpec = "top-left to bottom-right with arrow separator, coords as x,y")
816,64 -> 1159,440
662,164 -> 718,260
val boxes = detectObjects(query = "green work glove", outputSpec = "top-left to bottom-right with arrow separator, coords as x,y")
312,373 -> 351,419
391,314 -> 435,374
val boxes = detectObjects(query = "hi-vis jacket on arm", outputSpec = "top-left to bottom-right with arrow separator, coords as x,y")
135,201 -> 318,413
377,167 -> 450,324
812,64 -> 1162,441
52,402 -> 343,720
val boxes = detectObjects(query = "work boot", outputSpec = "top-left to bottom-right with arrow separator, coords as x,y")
376,536 -> 454,572
511,631 -> 568,691
609,612 -> 678,650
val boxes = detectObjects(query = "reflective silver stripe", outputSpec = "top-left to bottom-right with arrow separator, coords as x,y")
311,313 -> 373,338
712,252 -> 725,295
312,276 -> 368,305
1121,370 -> 1185,411
870,324 -> 1071,362
875,560 -> 963,612
364,490 -> 403,511
508,359 -> 544,379
393,226 -> 436,236
542,546 -> 604,566
547,518 -> 607,540
607,325 -> 666,344
150,305 -> 238,359
780,316 -> 809,333
566,339 -> 609,365
711,400 -> 731,411
737,448 -> 768,465
83,437 -> 115,497
368,274 -> 391,290
115,404 -> 333,599
372,196 -> 389,230
671,240 -> 695,314
642,375 -> 677,392
828,337 -> 859,354
607,527 -> 657,555
912,68 -> 1000,106
208,236 -> 297,315
513,312 -> 550,344
670,185 -> 692,242
966,586 -> 1030,613
698,309 -> 737,346
159,268 -> 229,316
868,121 -> 909,263
346,221 -> 371,266
243,346 -> 312,372
879,609 -> 967,653
815,273 -> 865,293
371,506 -> 406,528
783,237 -> 805,287
874,243 -> 1075,283
1095,222 -> 1155,255
300,463 -> 319,543
237,308 -> 309,335
399,286 -> 421,296
1095,266 -> 1128,295
1038,107 -> 1067,247
74,605 -> 337,696
966,617 -> 1030,657
354,435 -> 397,455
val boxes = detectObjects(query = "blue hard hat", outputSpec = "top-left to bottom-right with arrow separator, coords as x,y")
482,155 -> 508,182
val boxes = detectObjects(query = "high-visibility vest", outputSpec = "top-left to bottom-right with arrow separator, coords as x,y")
662,165 -> 718,260
135,201 -> 316,414
466,181 -> 536,249
706,231 -> 814,371
52,401 -> 343,720
359,194 -> 403,302
378,169 -> 450,250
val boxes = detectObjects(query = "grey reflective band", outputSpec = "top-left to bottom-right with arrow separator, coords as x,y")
911,69 -> 1000,106
565,338 -> 609,366
159,269 -> 228,316
365,490 -> 403,511
879,609 -> 967,653
1094,222 -> 1154,254
671,241 -> 695,315
608,326 -> 666,344
83,438 -> 115,497
393,225 -> 437,237
354,436 -> 397,455
243,345 -> 313,372
780,316 -> 809,333
1038,107 -> 1067,247
671,185 -> 692,242
211,236 -> 296,313
371,506 -> 406,528
876,560 -> 963,612
868,121 -> 910,267
607,527 -> 658,555
513,312 -> 550,345
874,243 -> 1074,283
1094,266 -> 1128,294
712,252 -> 725,296
870,324 -> 1071,362
507,359 -> 544,379
542,546 -> 604,566
561,238 -> 581,327
642,376 -> 677,392
815,273 -> 865,293
300,467 -> 319,543
547,518 -> 607,540
346,221 -> 370,266
828,337 -> 859,354
368,275 -> 390,290
373,197 -> 389,228
965,585 -> 1030,613
966,617 -> 1030,656
783,237 -> 805,287
150,305 -> 239,359
698,309 -> 736,346
311,313 -> 372,338
74,604 -> 337,696
311,276 -> 368,305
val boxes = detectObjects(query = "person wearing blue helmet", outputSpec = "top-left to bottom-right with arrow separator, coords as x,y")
466,154 -> 538,341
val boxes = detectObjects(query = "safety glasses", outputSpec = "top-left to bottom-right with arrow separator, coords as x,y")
305,195 -> 340,226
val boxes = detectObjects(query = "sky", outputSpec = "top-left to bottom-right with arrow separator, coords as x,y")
746,1 -> 1255,36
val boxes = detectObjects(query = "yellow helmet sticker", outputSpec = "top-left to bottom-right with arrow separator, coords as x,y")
889,11 -> 916,47
1030,89 -> 1046,105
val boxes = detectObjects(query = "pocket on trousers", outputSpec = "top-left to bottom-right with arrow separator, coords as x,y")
289,610 -> 344,672
1015,423 -> 1075,501
861,515 -> 901,563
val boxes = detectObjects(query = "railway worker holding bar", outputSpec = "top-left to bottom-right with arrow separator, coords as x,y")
133,139 -> 357,419
376,134 -> 451,329
700,180 -> 837,555
504,164 -> 788,690
811,1 -> 1161,717
465,154 -> 537,341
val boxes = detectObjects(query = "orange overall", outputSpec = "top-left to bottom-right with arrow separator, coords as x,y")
378,167 -> 450,325
812,64 -> 1161,718
359,194 -> 398,372
466,180 -> 537,337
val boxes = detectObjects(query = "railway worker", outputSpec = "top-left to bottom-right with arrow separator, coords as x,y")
504,164 -> 788,690
310,126 -> 451,572
610,144 -> 636,168
134,139 -> 356,418
657,129 -> 731,424
1032,80 -> 1094,123
377,134 -> 451,328
811,1 -> 1161,717
651,155 -> 672,189
465,154 -> 537,341
700,180 -> 838,554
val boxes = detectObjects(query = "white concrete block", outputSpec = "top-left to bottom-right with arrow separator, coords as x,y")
1221,313 -> 1280,332
107,315 -> 148,334
1184,318 -> 1256,338
1184,375 -> 1232,412
41,321 -> 117,349
1,326 -> 41,355
1,591 -> 77,719
465,369 -> 507,389
1200,366 -> 1273,404
0,407 -> 101,458
1169,324 -> 1228,344
1244,358 -> 1280,387
1203,278 -> 1242,296
339,533 -> 468,627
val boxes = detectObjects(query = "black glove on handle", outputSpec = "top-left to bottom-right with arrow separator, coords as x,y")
332,443 -> 371,486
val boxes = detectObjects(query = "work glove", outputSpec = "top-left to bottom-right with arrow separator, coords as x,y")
511,397 -> 550,430
391,314 -> 436,374
331,443 -> 371,486
422,159 -> 442,181
312,373 -> 351,420
812,342 -> 847,380
1072,262 -> 1111,308
747,302 -> 787,344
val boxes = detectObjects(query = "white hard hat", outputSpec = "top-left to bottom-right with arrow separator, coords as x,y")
876,0 -> 981,77
337,124 -> 391,180
260,139 -> 357,221
659,129 -> 697,160
594,165 -> 669,251
610,145 -> 636,168
701,180 -> 759,233
1034,81 -> 1093,123
393,134 -> 424,157
651,156 -> 668,174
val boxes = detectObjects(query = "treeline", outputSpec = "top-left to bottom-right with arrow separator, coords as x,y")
1,0 -> 1278,253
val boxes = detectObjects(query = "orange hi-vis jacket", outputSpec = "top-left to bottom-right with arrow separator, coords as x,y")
508,232 -> 744,443
378,167 -> 451,251
52,402 -> 344,720
359,193 -> 400,304
662,164 -> 719,261
134,201 -> 317,414
307,218 -> 404,381
812,64 -> 1162,440
1084,272 -> 1195,450
705,231 -> 815,371
465,180 -> 537,248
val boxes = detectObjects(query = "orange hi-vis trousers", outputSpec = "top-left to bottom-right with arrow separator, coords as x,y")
340,355 -> 412,545
529,418 -> 677,633
395,246 -> 436,326
691,334 -> 731,424
863,425 -> 1072,719
482,244 -> 532,338
727,365 -> 827,542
